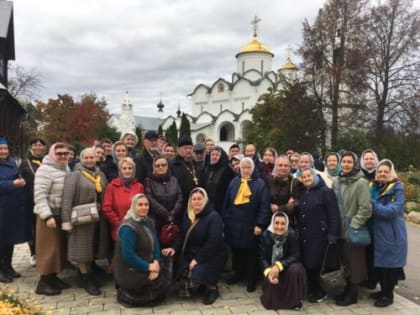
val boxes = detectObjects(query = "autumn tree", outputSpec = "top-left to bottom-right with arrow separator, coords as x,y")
245,82 -> 325,153
364,0 -> 420,141
36,93 -> 115,145
299,0 -> 368,148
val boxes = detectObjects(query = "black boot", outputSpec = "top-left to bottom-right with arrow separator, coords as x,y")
336,283 -> 358,306
49,273 -> 71,290
3,246 -> 20,278
203,287 -> 219,305
334,282 -> 350,302
35,275 -> 61,296
226,272 -> 242,285
79,273 -> 101,296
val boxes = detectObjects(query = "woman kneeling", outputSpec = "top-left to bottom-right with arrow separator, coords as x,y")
260,212 -> 307,310
114,194 -> 170,307
162,187 -> 227,305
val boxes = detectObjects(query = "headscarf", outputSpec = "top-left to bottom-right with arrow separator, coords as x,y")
120,131 -> 139,146
294,152 -> 314,179
187,187 -> 209,224
339,151 -> 360,177
324,152 -> 341,177
360,149 -> 379,173
234,157 -> 254,205
370,159 -> 399,201
301,167 -> 320,188
267,211 -> 289,264
271,155 -> 290,177
118,157 -> 136,186
47,142 -> 67,165
124,193 -> 153,224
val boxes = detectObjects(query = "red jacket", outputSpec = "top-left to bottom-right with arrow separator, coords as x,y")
102,177 -> 144,240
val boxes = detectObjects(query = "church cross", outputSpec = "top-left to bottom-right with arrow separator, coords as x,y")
251,15 -> 261,37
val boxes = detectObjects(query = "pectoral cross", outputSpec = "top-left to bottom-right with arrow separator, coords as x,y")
193,176 -> 199,185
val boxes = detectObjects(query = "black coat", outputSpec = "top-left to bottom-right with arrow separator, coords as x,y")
135,150 -> 154,184
259,229 -> 301,271
19,153 -> 43,209
173,202 -> 227,285
266,174 -> 299,226
144,174 -> 183,230
203,161 -> 235,213
100,155 -> 119,182
169,155 -> 203,209
296,180 -> 340,269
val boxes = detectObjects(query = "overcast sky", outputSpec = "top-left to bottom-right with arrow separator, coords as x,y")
11,0 -> 345,116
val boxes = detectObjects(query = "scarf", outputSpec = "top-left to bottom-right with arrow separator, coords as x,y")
81,169 -> 102,193
124,193 -> 154,224
234,177 -> 252,205
187,187 -> 208,224
267,212 -> 289,264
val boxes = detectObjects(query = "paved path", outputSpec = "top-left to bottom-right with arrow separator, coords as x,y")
2,244 -> 420,315
395,223 -> 420,305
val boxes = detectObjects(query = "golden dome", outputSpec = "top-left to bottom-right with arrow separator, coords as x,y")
237,35 -> 273,56
281,56 -> 297,70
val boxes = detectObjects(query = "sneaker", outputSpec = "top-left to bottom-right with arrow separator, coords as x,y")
29,255 -> 36,267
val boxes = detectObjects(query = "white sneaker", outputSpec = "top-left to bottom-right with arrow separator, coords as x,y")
29,255 -> 36,267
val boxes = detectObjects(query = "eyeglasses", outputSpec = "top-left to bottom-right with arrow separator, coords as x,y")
155,163 -> 167,168
56,151 -> 69,156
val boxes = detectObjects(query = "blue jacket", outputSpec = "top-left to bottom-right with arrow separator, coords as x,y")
223,175 -> 271,248
371,181 -> 407,268
0,157 -> 29,246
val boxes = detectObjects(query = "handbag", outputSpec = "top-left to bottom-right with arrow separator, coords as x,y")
319,244 -> 347,295
159,221 -> 180,248
346,221 -> 371,246
71,202 -> 100,226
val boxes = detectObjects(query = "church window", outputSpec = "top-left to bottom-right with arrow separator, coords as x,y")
219,123 -> 235,142
217,83 -> 224,93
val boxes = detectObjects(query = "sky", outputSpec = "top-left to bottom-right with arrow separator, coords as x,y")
11,0 -> 339,116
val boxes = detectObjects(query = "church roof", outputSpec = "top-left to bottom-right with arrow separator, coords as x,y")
112,114 -> 160,131
0,1 -> 15,60
236,35 -> 274,57
280,56 -> 297,70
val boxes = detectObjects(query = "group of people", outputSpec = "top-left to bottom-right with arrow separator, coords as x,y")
0,132 -> 408,310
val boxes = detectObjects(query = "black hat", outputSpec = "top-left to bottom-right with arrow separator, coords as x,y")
193,143 -> 205,152
178,135 -> 193,147
144,130 -> 158,140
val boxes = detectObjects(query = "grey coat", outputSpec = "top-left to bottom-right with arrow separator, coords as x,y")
61,165 -> 108,262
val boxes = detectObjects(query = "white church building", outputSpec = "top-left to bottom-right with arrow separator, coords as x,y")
161,19 -> 298,151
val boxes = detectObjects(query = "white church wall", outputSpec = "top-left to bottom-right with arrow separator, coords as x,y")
236,52 -> 273,74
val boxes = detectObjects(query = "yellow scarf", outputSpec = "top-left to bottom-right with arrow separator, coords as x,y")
234,178 -> 252,205
31,159 -> 42,167
81,170 -> 102,193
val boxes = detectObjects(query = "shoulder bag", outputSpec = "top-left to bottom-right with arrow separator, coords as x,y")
319,244 -> 347,294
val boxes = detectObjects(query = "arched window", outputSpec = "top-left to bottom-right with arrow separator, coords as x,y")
217,83 -> 224,93
219,122 -> 235,142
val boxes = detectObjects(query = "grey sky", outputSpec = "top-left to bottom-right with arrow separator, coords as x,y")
13,0 -> 331,117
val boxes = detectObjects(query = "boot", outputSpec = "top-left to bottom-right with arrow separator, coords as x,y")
0,268 -> 12,283
35,275 -> 61,296
3,247 -> 20,278
336,284 -> 358,306
49,273 -> 71,290
334,283 -> 350,302
79,273 -> 101,296
203,287 -> 219,305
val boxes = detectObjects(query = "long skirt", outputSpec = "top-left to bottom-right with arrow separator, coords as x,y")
117,256 -> 172,307
340,240 -> 367,284
260,263 -> 307,310
35,216 -> 66,275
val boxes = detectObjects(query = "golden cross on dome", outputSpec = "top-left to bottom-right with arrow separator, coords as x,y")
251,15 -> 261,37
286,46 -> 292,58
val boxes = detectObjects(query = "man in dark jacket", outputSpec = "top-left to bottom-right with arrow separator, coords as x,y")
135,130 -> 160,183
170,135 -> 203,210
